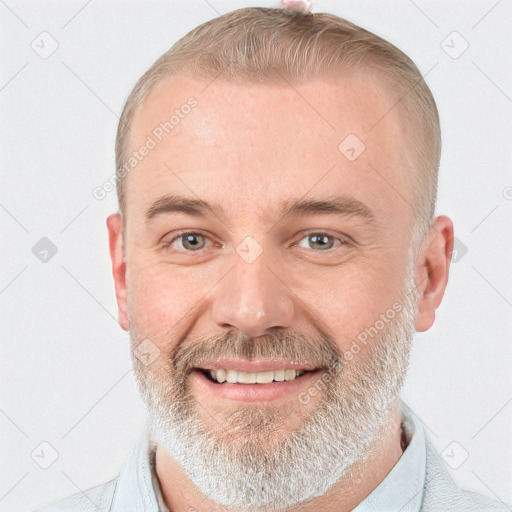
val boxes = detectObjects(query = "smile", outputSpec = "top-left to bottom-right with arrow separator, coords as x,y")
191,359 -> 324,402
204,368 -> 307,384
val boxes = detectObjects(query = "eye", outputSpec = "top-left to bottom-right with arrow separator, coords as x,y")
162,231 -> 213,252
295,232 -> 351,251
160,230 -> 352,255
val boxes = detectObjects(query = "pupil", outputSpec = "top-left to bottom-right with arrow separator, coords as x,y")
184,234 -> 203,250
311,235 -> 332,250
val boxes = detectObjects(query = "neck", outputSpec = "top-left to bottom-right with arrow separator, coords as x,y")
155,400 -> 405,512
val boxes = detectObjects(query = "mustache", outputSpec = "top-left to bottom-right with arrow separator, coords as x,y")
170,329 -> 343,376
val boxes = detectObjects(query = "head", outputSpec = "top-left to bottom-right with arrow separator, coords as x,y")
107,7 -> 453,511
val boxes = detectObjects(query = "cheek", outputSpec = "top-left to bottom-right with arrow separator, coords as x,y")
289,256 -> 405,352
126,262 -> 202,342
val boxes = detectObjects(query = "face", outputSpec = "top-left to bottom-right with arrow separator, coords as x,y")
110,73 -> 421,509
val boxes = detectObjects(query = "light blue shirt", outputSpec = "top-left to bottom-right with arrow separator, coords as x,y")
109,401 -> 426,512
353,402 -> 426,511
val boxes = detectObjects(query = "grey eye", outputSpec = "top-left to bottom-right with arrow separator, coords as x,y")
297,234 -> 336,251
178,233 -> 207,251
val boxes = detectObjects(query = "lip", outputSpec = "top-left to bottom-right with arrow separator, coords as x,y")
194,357 -> 320,373
191,368 -> 324,402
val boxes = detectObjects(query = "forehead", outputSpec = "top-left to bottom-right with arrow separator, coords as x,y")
125,73 -> 412,231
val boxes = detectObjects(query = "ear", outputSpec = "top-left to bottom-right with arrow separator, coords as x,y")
414,215 -> 454,332
106,213 -> 130,331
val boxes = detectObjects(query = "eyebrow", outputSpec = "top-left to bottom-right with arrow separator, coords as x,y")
145,193 -> 377,225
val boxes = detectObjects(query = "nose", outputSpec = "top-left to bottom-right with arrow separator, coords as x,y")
210,249 -> 296,338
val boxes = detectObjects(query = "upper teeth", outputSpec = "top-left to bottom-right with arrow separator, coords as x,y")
208,369 -> 305,384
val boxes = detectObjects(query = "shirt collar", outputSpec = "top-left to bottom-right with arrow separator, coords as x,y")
110,421 -> 169,512
112,399 -> 426,512
353,400 -> 427,512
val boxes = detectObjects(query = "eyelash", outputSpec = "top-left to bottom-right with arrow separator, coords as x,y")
161,230 -> 352,253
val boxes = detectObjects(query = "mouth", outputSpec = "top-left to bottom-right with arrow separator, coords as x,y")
190,358 -> 324,402
199,368 -> 311,384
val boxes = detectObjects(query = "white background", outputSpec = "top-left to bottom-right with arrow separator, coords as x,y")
1,1 -> 511,511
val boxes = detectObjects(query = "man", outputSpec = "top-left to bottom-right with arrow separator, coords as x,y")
33,5 -> 510,512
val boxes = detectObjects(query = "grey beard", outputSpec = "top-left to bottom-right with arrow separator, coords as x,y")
131,275 -> 418,511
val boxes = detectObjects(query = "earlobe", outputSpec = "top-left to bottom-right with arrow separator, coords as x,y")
414,215 -> 454,332
106,213 -> 130,331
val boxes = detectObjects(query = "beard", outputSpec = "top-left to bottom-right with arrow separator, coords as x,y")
130,269 -> 418,511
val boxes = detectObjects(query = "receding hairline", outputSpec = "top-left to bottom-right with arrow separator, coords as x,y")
125,63 -> 407,154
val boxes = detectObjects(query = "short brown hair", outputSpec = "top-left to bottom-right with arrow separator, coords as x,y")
115,7 -> 440,250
